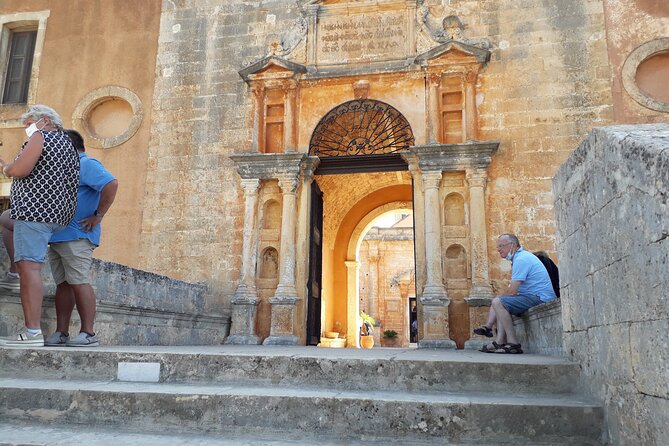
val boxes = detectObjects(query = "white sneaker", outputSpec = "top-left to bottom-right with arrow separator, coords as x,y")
2,329 -> 44,347
0,272 -> 20,292
66,332 -> 99,347
45,331 -> 69,346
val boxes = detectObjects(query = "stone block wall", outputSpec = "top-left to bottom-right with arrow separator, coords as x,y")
553,124 -> 669,444
0,250 -> 230,346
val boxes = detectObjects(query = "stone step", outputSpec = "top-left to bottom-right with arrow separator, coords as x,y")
0,377 -> 603,445
0,421 -> 545,446
0,345 -> 580,395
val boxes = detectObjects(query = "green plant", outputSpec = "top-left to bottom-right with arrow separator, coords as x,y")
360,311 -> 375,335
383,329 -> 398,339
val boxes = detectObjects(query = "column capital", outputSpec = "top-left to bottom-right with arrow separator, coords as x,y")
426,72 -> 441,86
250,83 -> 265,96
277,175 -> 299,193
466,170 -> 488,188
465,68 -> 479,84
422,170 -> 443,189
240,178 -> 260,194
344,260 -> 360,271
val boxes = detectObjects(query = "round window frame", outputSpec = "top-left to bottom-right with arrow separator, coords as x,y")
621,38 -> 669,113
72,86 -> 143,149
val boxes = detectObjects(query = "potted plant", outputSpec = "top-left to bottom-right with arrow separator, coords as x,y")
359,311 -> 375,349
382,329 -> 400,347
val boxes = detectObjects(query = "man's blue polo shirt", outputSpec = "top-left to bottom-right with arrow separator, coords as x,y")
511,247 -> 557,302
50,152 -> 115,246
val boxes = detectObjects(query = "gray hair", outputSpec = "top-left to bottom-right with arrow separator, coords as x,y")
499,233 -> 520,247
21,104 -> 64,130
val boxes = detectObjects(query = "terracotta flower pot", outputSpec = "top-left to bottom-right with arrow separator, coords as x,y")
360,335 -> 374,349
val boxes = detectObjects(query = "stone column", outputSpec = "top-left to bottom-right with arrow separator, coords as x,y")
406,0 -> 417,55
305,5 -> 319,66
403,154 -> 426,342
264,174 -> 300,345
367,244 -> 380,320
345,260 -> 360,348
419,170 -> 456,349
466,170 -> 493,299
426,73 -> 441,144
226,178 -> 262,345
464,69 -> 478,142
464,169 -> 494,350
251,85 -> 265,152
283,83 -> 298,152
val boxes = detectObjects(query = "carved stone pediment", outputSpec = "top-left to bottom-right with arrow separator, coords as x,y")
239,56 -> 308,83
415,40 -> 490,68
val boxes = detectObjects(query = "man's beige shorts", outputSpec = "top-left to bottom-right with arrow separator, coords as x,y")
48,239 -> 96,285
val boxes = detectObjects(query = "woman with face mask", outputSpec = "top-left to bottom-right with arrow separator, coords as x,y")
0,104 -> 80,347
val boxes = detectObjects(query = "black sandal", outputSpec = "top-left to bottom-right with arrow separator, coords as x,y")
473,326 -> 493,338
495,343 -> 523,354
479,341 -> 502,353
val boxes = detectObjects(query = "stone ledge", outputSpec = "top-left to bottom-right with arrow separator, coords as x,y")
513,299 -> 563,356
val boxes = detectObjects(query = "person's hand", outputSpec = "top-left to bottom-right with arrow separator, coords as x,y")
78,215 -> 103,233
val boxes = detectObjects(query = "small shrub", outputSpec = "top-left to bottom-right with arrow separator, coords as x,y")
383,329 -> 398,339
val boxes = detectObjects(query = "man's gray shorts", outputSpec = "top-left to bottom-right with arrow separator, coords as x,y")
48,239 -> 96,285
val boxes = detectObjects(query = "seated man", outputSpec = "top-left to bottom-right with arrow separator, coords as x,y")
474,233 -> 557,354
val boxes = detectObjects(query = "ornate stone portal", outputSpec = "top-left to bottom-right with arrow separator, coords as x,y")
231,0 -> 497,348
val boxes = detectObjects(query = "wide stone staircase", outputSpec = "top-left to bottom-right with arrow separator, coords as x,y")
0,345 -> 604,445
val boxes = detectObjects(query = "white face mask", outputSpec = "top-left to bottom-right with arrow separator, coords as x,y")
506,249 -> 515,261
25,119 -> 43,138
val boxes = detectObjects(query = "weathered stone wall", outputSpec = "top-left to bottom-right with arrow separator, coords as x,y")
553,124 -> 669,444
139,2 -> 306,311
0,251 -> 230,345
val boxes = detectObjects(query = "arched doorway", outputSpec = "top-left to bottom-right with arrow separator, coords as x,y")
307,99 -> 416,347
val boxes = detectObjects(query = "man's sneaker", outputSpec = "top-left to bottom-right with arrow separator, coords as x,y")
2,329 -> 44,347
45,331 -> 69,346
66,332 -> 99,347
0,272 -> 20,292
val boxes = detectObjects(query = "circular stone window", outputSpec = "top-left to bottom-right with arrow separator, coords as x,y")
72,86 -> 143,149
622,38 -> 669,113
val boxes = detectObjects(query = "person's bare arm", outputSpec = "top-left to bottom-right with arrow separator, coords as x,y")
502,280 -> 522,296
1,133 -> 44,178
78,179 -> 119,232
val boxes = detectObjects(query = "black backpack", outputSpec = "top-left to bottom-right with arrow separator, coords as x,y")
534,253 -> 560,298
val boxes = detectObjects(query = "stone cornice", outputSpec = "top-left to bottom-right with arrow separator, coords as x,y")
403,142 -> 499,171
239,56 -> 308,82
414,40 -> 491,66
230,153 -> 306,180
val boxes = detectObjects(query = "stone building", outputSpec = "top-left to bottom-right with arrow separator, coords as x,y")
0,0 -> 666,348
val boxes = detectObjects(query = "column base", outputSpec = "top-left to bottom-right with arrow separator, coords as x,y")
467,284 -> 494,300
421,283 -> 449,301
463,339 -> 488,350
225,334 -> 261,345
227,288 -> 261,345
262,335 -> 299,345
418,338 -> 457,349
418,296 -> 456,348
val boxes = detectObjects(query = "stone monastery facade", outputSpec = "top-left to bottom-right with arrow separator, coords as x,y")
0,0 -> 666,347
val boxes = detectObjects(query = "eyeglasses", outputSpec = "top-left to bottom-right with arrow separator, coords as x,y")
496,242 -> 513,250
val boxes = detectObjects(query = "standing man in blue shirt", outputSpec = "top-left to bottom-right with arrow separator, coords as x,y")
475,233 -> 557,354
44,130 -> 118,347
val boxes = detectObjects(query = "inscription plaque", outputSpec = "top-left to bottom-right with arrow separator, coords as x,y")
316,11 -> 409,65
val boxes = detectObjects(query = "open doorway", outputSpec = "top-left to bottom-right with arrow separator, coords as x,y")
358,211 -> 416,348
